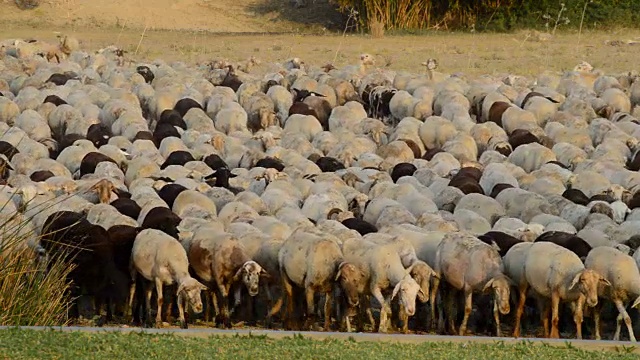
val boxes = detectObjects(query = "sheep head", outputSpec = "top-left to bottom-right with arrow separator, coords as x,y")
334,262 -> 364,310
406,260 -> 437,303
234,260 -> 266,297
177,277 -> 207,314
89,179 -> 116,204
360,53 -> 375,66
391,274 -> 423,317
482,274 -> 512,315
568,269 -> 610,307
574,61 -> 594,73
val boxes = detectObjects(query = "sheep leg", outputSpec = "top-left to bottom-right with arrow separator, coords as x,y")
126,280 -> 136,324
613,299 -> 635,342
399,302 -> 409,334
265,292 -> 283,329
281,276 -> 295,330
593,302 -> 602,340
572,298 -> 584,340
445,287 -> 457,334
177,291 -> 187,329
537,297 -> 551,338
493,299 -> 501,337
430,276 -> 440,331
371,287 -> 389,333
154,278 -> 164,328
458,289 -> 473,336
229,285 -> 243,317
323,290 -> 333,331
549,292 -> 560,339
303,287 -> 317,331
144,282 -> 154,328
164,290 -> 174,325
512,285 -> 528,338
217,284 -> 232,329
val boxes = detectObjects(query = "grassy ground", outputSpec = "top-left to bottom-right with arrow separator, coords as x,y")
0,328 -> 639,360
2,24 -> 640,78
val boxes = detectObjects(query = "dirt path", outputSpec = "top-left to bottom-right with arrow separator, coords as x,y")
1,326 -> 638,354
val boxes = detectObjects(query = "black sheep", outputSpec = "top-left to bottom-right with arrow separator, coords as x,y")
160,150 -> 196,169
86,123 -> 113,148
202,154 -> 229,171
314,156 -> 345,173
43,94 -> 68,106
40,211 -> 129,319
490,183 -> 514,198
256,157 -> 285,172
367,86 -> 397,121
546,160 -> 569,169
521,91 -> 559,108
399,139 -> 422,159
110,198 -> 142,220
422,148 -> 444,161
30,170 -> 55,182
0,156 -> 13,181
534,231 -> 592,259
341,218 -> 378,236
487,101 -> 511,126
157,183 -> 189,208
133,131 -> 155,143
136,65 -> 155,84
204,167 -> 243,194
390,162 -> 417,183
45,72 -> 76,86
221,65 -> 242,92
0,141 -> 19,160
140,206 -> 182,239
174,98 -> 203,117
478,231 -> 523,257
153,123 -> 181,147
451,167 -> 483,182
79,152 -> 118,178
562,188 -> 590,206
158,109 -> 187,130
589,193 -> 616,203
508,129 -> 540,150
448,177 -> 484,195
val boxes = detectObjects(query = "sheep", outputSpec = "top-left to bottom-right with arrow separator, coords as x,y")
522,241 -> 610,339
187,228 -> 267,328
128,229 -> 207,329
40,210 -> 129,319
342,236 -> 425,333
432,232 -> 512,336
276,227 -> 344,331
534,231 -> 592,259
584,246 -> 640,341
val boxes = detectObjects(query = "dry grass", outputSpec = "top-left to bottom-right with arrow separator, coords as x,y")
369,18 -> 385,38
2,24 -> 640,78
0,193 -> 74,327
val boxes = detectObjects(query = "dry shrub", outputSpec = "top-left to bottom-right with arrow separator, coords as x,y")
0,198 -> 73,326
369,18 -> 385,38
14,0 -> 41,10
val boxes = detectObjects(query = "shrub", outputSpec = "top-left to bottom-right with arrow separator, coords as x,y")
0,197 -> 73,327
14,0 -> 41,10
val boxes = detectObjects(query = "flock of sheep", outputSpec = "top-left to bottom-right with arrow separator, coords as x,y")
3,34 -> 640,341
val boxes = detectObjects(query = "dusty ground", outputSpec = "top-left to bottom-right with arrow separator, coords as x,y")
1,1 -> 640,77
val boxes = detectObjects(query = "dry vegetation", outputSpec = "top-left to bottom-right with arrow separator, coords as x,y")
0,0 -> 639,78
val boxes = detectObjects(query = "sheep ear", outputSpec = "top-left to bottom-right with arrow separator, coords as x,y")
569,272 -> 582,290
233,267 -> 244,282
177,282 -> 186,295
260,268 -> 271,279
334,262 -> 346,281
490,241 -> 501,253
482,278 -> 495,292
632,295 -> 640,309
229,173 -> 238,178
391,282 -> 402,300
599,277 -> 612,287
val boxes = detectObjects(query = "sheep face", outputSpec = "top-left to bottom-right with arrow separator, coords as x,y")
235,260 -> 265,297
335,262 -> 363,309
391,275 -> 423,317
569,269 -> 610,307
408,261 -> 436,303
483,275 -> 511,315
177,277 -> 207,314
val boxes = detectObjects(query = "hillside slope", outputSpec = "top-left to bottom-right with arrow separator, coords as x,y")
0,0 -> 342,32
